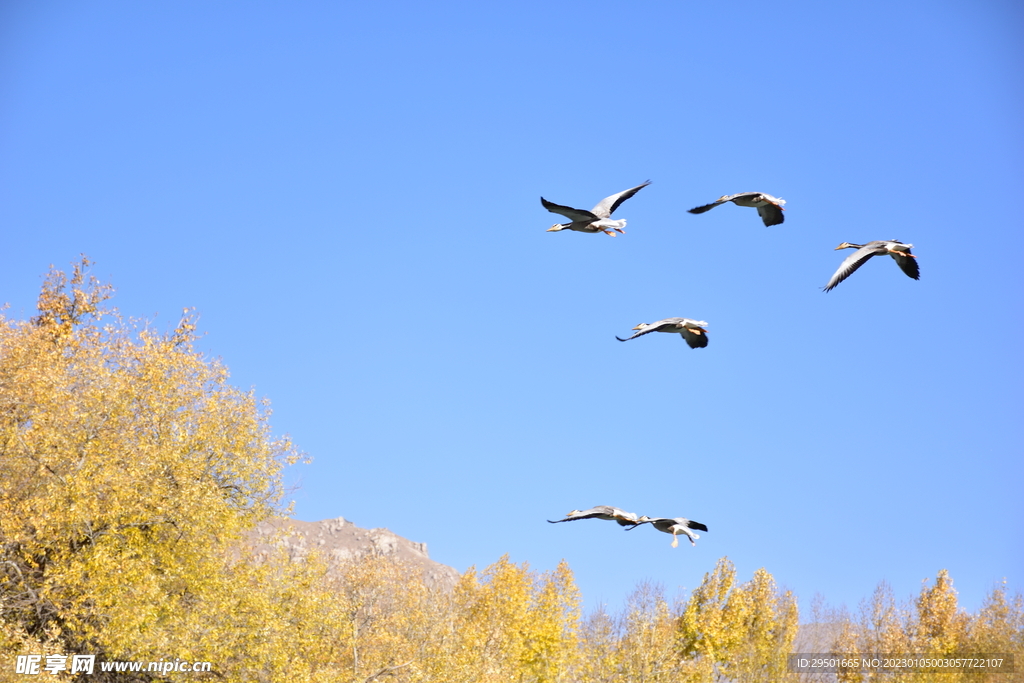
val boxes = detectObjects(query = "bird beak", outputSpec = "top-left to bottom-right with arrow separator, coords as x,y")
631,324 -> 643,331
546,225 -> 562,232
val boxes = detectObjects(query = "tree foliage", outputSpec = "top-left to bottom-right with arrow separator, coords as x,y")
0,259 -> 346,681
822,571 -> 1022,683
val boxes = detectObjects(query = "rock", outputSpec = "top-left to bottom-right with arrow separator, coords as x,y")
247,517 -> 460,590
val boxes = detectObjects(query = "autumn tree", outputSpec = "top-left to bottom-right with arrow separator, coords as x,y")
676,556 -> 741,680
969,582 -> 1024,654
615,581 -> 682,682
433,555 -> 581,682
522,560 -> 581,682
458,556 -> 535,679
862,582 -> 912,656
722,567 -> 799,682
913,569 -> 969,656
961,581 -> 1024,683
0,260 -> 350,681
327,552 -> 454,683
575,605 -> 621,683
675,557 -> 799,683
828,582 -> 913,683
823,571 -> 1024,683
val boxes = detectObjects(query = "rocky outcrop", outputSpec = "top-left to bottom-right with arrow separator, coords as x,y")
249,517 -> 461,589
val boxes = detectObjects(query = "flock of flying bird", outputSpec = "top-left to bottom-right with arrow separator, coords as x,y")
549,506 -> 708,549
541,181 -> 921,547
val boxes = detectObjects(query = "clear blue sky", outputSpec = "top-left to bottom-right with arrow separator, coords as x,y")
2,1 -> 1021,618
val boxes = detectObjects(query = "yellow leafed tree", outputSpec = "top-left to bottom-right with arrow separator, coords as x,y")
720,567 -> 799,683
616,581 -> 680,682
405,555 -> 582,682
0,260 -> 351,681
522,560 -> 581,682
676,556 -> 740,679
961,581 -> 1024,683
831,580 -> 912,683
827,571 -> 1024,683
914,569 -> 969,656
575,605 -> 621,683
676,557 -> 798,683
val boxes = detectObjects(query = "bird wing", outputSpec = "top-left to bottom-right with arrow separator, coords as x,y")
547,506 -> 614,523
615,319 -> 678,342
691,192 -> 764,214
823,244 -> 883,292
687,197 -> 731,214
686,520 -> 709,532
615,329 -> 653,342
889,250 -> 920,280
756,203 -> 785,226
724,192 -> 762,203
679,326 -> 709,349
547,514 -> 593,523
541,197 -> 599,223
590,181 -> 651,219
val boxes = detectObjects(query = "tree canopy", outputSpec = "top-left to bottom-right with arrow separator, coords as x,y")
0,259 -> 338,680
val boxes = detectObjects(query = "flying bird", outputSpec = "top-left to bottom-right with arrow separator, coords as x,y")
616,318 -> 709,349
823,240 -> 919,292
687,192 -> 786,227
547,506 -> 644,527
542,181 -> 651,236
629,516 -> 708,548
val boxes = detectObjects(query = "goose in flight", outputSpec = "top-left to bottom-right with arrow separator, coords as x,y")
547,505 -> 644,527
687,192 -> 786,227
823,240 -> 919,292
616,318 -> 709,349
542,181 -> 651,236
629,516 -> 708,548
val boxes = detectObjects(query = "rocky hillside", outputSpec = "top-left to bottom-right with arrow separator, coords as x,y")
248,516 -> 461,589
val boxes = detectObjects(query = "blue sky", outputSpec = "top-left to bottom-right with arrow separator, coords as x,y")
2,0 -> 1021,618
